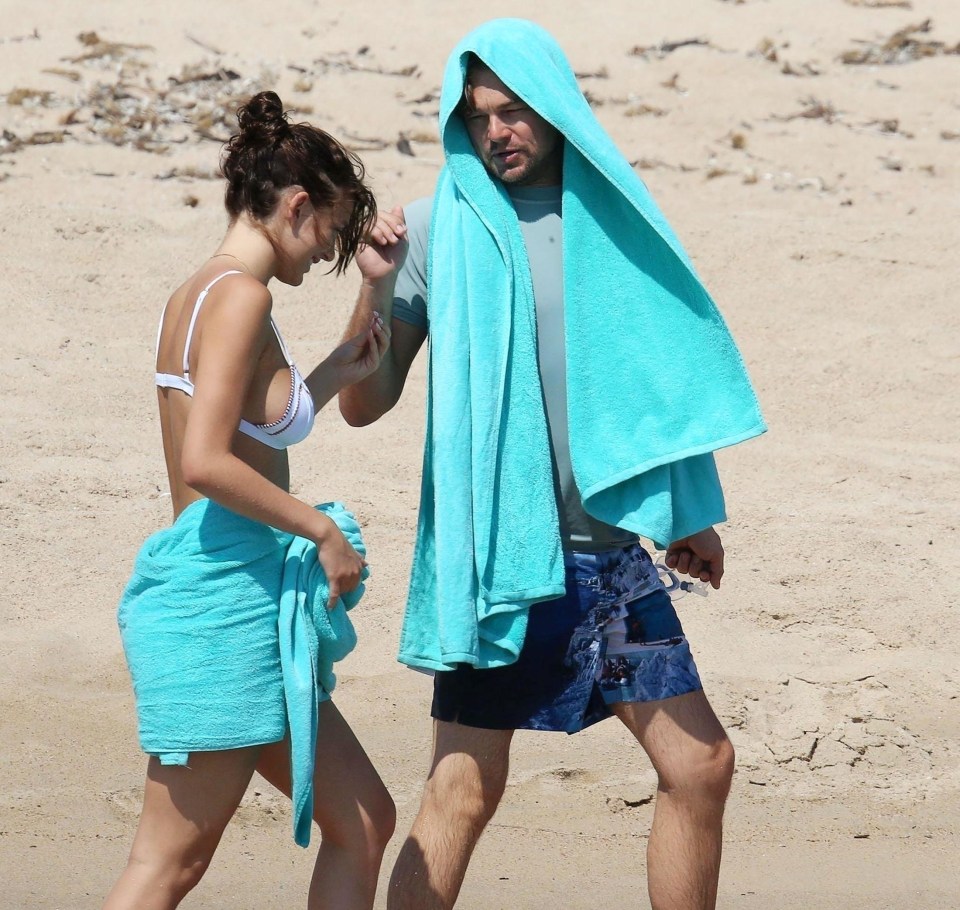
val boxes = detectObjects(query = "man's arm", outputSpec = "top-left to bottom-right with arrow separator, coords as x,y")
339,290 -> 425,425
339,206 -> 427,426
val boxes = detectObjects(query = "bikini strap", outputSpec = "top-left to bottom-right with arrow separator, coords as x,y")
268,319 -> 294,367
180,270 -> 244,378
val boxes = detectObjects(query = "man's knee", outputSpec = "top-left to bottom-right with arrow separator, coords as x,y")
421,750 -> 507,834
660,733 -> 735,804
416,722 -> 512,834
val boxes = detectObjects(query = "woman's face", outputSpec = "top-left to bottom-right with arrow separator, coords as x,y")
277,190 -> 353,286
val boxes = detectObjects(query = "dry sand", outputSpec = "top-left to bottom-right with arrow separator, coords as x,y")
1,1 -> 958,907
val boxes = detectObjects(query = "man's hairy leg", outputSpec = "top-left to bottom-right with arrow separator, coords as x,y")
613,690 -> 734,910
387,720 -> 514,910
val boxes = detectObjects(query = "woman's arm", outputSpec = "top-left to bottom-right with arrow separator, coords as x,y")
304,309 -> 391,409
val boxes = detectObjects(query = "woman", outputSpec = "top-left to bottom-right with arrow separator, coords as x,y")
104,91 -> 397,910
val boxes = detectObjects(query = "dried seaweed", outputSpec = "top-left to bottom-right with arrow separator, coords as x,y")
64,31 -> 153,64
629,38 -> 712,60
0,29 -> 40,45
705,164 -> 735,179
660,73 -> 687,93
5,88 -> 55,106
339,129 -> 391,152
67,59 -> 267,151
630,157 -> 698,172
168,66 -> 241,86
624,103 -> 668,118
862,118 -> 913,138
28,130 -> 67,145
155,165 -> 219,180
185,33 -> 224,55
781,60 -> 822,77
3,31 -> 436,161
42,68 -> 81,83
754,38 -> 780,63
406,130 -> 438,144
840,19 -> 960,65
404,91 -> 439,105
312,52 -> 419,78
0,130 -> 22,153
775,96 -> 840,124
754,39 -> 821,76
0,128 -> 68,152
844,0 -> 912,8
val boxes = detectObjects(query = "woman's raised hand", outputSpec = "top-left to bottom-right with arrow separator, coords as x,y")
326,313 -> 391,389
356,205 -> 407,284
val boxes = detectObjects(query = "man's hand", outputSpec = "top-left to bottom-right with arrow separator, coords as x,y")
356,205 -> 408,283
665,526 -> 725,590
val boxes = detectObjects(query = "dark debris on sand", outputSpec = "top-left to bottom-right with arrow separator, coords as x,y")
629,38 -> 715,60
1,33 -> 437,162
840,19 -> 960,65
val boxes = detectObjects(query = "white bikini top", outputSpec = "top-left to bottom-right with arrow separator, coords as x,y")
155,270 -> 316,450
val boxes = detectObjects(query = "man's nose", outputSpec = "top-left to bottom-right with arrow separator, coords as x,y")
487,116 -> 510,143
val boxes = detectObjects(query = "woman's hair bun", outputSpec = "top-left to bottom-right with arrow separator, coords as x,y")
236,91 -> 290,144
221,89 -> 376,274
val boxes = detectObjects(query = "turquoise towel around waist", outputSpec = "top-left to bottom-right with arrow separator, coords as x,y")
398,19 -> 765,673
118,498 -> 366,847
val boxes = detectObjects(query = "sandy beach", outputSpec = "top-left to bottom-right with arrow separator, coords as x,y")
1,1 -> 958,907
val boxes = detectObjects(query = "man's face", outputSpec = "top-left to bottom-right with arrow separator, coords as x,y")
461,64 -> 562,187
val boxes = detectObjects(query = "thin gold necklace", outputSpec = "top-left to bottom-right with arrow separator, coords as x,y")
211,252 -> 250,272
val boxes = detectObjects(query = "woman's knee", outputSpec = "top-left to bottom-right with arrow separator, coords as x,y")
318,780 -> 396,859
368,785 -> 397,854
124,835 -> 218,901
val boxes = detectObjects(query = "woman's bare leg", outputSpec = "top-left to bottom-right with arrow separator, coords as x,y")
103,746 -> 262,910
256,700 -> 395,910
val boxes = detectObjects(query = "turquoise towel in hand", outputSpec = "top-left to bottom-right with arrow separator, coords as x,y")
118,498 -> 366,847
398,19 -> 765,673
279,502 -> 365,847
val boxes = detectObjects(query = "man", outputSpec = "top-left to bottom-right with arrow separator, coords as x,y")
342,19 -> 765,910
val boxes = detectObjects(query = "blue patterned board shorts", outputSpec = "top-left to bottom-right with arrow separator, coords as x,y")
431,543 -> 703,733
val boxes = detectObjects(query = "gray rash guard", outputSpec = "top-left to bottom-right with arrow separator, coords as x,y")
393,187 -> 635,553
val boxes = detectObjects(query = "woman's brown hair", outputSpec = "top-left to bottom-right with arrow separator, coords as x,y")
221,91 -> 375,274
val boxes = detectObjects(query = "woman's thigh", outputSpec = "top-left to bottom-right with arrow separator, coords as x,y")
129,747 -> 263,861
256,701 -> 393,840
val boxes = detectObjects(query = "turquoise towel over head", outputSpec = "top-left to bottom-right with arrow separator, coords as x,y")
398,18 -> 766,673
118,498 -> 367,847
